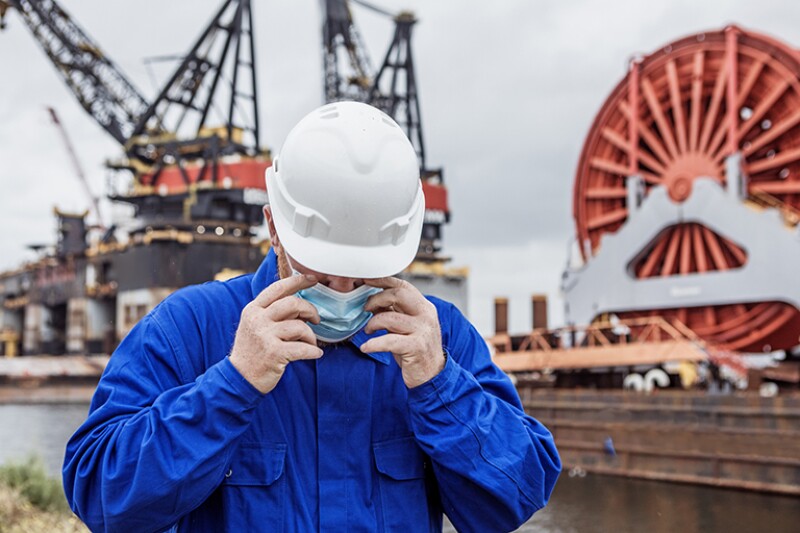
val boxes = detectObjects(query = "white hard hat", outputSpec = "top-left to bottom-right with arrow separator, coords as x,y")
265,101 -> 424,278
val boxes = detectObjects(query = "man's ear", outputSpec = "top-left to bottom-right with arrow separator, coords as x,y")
263,206 -> 281,252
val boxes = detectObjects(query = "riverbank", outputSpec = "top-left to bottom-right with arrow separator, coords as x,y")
0,355 -> 105,405
0,385 -> 96,405
0,485 -> 87,533
0,457 -> 87,533
0,356 -> 107,384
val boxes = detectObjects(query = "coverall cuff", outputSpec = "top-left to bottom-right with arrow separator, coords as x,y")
218,356 -> 265,405
406,347 -> 458,405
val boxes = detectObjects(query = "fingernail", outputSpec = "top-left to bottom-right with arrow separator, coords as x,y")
304,274 -> 316,281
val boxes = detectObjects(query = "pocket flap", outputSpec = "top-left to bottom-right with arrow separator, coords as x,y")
224,442 -> 287,486
373,436 -> 426,481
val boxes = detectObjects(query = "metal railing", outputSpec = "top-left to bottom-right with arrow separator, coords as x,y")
489,316 -> 702,354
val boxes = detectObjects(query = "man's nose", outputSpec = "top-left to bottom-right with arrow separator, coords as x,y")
326,276 -> 360,293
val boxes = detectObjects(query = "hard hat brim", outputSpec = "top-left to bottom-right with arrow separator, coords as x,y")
271,198 -> 424,278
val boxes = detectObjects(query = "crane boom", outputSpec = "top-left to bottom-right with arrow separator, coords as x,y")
368,12 -> 426,171
47,107 -> 104,227
5,0 -> 262,171
2,0 -> 155,145
5,0 -> 268,230
321,1 -> 449,258
126,0 -> 262,166
323,0 -> 373,102
323,2 -> 430,173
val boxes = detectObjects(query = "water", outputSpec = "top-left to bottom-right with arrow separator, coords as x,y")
1,403 -> 797,532
513,474 -> 800,533
0,403 -> 89,478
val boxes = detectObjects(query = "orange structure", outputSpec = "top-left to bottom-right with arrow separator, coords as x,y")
137,159 -> 270,194
570,26 -> 800,352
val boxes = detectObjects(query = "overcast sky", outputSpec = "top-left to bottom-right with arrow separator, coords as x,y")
1,0 -> 798,334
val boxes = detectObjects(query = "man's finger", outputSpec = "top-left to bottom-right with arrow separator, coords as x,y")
283,341 -> 324,361
275,320 -> 318,345
253,274 -> 317,308
363,277 -> 404,289
360,333 -> 409,355
364,287 -> 419,315
364,312 -> 416,335
266,295 -> 320,324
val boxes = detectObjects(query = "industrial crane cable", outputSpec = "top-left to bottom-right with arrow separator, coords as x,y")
350,0 -> 395,19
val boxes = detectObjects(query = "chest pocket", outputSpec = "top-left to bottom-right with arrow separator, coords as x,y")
222,442 -> 287,532
373,436 -> 432,531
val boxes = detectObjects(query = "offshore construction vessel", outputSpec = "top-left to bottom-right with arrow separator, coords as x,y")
0,0 -> 466,357
492,26 -> 800,496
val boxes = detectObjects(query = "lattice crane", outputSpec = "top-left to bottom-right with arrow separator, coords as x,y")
368,11 -> 428,172
322,0 -> 374,102
0,0 -> 154,145
2,0 -> 269,230
323,0 -> 449,257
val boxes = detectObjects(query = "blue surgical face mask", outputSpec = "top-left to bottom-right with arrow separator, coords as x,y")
290,265 -> 382,343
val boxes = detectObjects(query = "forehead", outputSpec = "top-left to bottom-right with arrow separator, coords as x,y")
286,252 -> 362,280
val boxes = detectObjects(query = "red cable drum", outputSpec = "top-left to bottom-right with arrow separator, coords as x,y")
573,26 -> 800,352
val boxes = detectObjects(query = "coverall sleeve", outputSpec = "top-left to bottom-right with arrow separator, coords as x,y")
62,309 -> 263,533
407,300 -> 561,533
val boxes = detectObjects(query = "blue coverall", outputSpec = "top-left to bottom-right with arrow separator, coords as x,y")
63,249 -> 561,532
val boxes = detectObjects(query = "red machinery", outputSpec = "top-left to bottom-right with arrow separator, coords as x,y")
567,26 -> 800,352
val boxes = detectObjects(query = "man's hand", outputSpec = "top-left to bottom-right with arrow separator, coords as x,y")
229,274 -> 323,394
360,277 -> 445,388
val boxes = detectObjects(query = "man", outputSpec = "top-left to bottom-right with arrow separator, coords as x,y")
63,102 -> 560,532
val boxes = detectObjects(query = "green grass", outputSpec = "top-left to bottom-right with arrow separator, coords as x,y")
0,456 -> 68,513
0,456 -> 87,532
